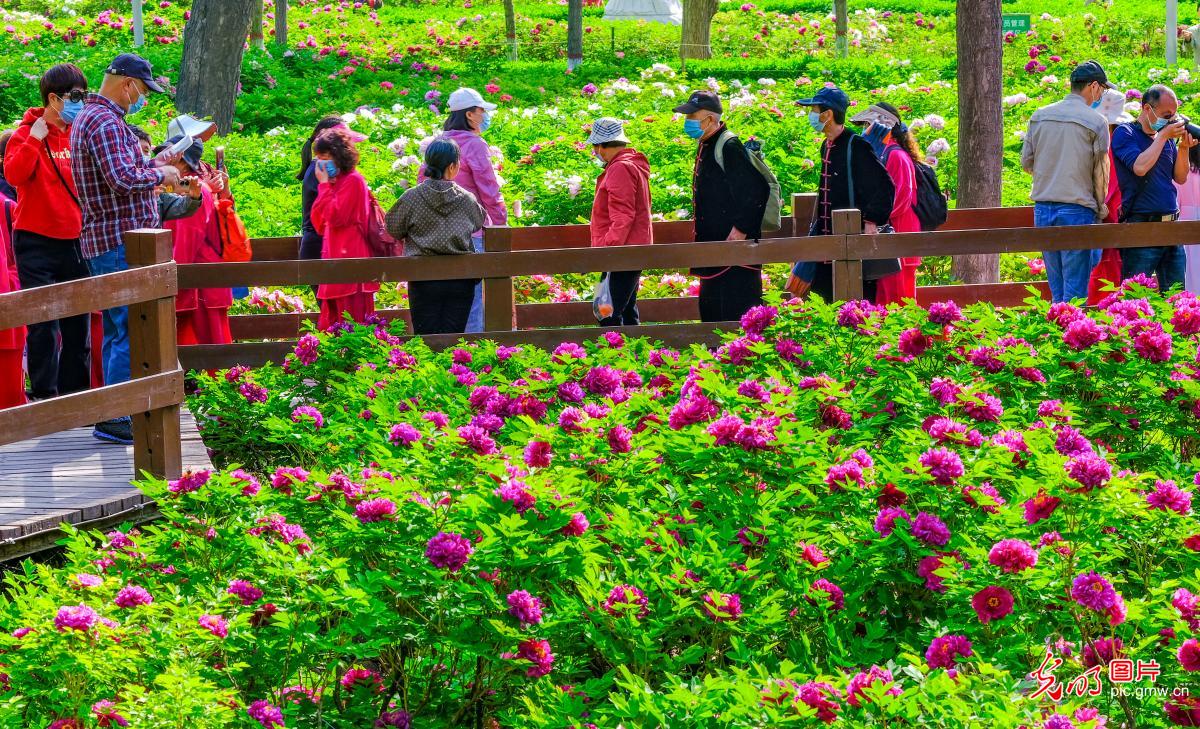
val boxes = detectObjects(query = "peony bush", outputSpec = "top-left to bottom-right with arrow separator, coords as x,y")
0,280 -> 1199,726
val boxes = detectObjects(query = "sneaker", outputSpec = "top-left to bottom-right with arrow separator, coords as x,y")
93,418 -> 133,445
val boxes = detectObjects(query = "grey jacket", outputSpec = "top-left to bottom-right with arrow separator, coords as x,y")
385,179 -> 485,257
1021,93 -> 1111,217
159,192 -> 201,221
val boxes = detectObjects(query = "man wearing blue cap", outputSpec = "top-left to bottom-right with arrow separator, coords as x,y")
70,53 -> 181,445
790,86 -> 895,302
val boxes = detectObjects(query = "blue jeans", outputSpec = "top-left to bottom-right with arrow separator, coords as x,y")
466,233 -> 484,333
1034,202 -> 1099,303
86,245 -> 132,390
1122,244 -> 1186,293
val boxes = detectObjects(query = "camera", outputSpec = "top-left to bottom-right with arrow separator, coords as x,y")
1176,115 -> 1200,141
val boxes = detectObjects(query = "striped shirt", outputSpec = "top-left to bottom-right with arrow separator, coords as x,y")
69,94 -> 163,259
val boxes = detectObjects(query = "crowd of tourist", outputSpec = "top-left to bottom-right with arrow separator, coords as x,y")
4,52 -> 1200,437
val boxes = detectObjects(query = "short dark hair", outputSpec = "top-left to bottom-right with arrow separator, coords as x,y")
598,141 -> 627,149
39,63 -> 87,106
1070,78 -> 1093,94
443,108 -> 479,132
128,125 -> 151,146
820,104 -> 846,126
1144,84 -> 1175,110
424,139 -> 461,180
313,127 -> 359,173
297,115 -> 345,180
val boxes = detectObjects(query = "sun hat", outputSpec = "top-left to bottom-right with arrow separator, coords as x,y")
1096,89 -> 1133,125
586,117 -> 630,145
447,88 -> 498,113
850,104 -> 901,129
164,134 -> 204,171
167,114 -> 217,143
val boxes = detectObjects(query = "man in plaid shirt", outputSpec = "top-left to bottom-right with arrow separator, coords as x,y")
71,53 -> 181,445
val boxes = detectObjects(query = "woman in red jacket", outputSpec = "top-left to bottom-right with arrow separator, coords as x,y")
587,118 -> 653,326
311,128 -> 379,330
5,63 -> 91,400
856,102 -> 923,306
0,193 -> 25,408
158,137 -> 233,345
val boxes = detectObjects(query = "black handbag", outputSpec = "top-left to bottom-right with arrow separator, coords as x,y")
848,139 -> 901,281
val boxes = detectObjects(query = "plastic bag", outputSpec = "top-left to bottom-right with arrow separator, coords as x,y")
592,273 -> 614,322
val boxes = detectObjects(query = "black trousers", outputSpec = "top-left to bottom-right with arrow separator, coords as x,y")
698,266 -> 763,323
12,231 -> 92,399
299,232 -> 323,296
808,262 -> 878,304
598,270 -> 641,327
409,278 -> 479,335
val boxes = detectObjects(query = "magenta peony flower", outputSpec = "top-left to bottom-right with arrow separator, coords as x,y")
1071,571 -> 1119,611
199,614 -> 229,638
702,592 -> 743,622
91,700 -> 129,728
668,394 -> 718,429
114,585 -> 153,609
799,542 -> 829,567
988,539 -> 1038,573
740,305 -> 777,337
845,666 -> 902,707
1023,493 -> 1062,524
355,498 -> 397,523
1082,636 -> 1124,668
55,604 -> 98,632
961,392 -> 1003,422
898,327 -> 933,357
1178,639 -> 1200,671
457,425 -> 498,455
1133,323 -> 1173,362
517,638 -> 554,677
167,469 -> 211,495
73,574 -> 103,589
425,532 -> 474,571
227,580 -> 263,605
232,469 -> 261,496
239,382 -> 268,403
376,710 -> 413,728
1043,714 -> 1075,729
607,424 -> 633,453
911,512 -> 951,546
246,700 -> 285,728
796,681 -> 842,723
971,586 -> 1014,624
495,482 -> 536,514
1165,695 -> 1200,726
507,590 -> 544,625
291,405 -> 324,429
919,447 -> 965,485
524,440 -> 552,467
561,512 -> 589,536
809,578 -> 845,610
340,667 -> 384,693
1062,317 -> 1105,349
389,423 -> 421,446
925,634 -> 973,670
929,377 -> 961,406
927,301 -> 963,325
1066,451 -> 1112,490
603,584 -> 650,619
874,507 -> 911,537
1147,479 -> 1193,515
825,460 -> 864,489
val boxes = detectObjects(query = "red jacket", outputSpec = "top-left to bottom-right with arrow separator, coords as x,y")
590,148 -> 653,248
311,169 -> 381,301
0,195 -> 23,352
4,108 -> 81,240
163,184 -> 233,313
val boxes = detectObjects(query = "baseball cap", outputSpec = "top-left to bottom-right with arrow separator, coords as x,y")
106,53 -> 165,93
795,86 -> 850,113
165,134 -> 203,171
673,90 -> 722,115
1070,60 -> 1118,90
586,117 -> 630,145
168,114 -> 216,143
850,103 -> 900,128
447,87 -> 498,113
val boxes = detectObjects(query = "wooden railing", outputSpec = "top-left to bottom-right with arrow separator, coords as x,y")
175,192 -> 1200,371
0,230 -> 184,480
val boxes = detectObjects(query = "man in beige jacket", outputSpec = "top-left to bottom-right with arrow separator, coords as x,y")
1021,60 -> 1115,303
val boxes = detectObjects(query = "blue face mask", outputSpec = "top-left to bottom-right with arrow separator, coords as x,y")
808,111 -> 826,134
321,160 -> 339,179
479,111 -> 493,133
60,100 -> 84,125
684,118 -> 705,139
1151,111 -> 1170,132
126,85 -> 146,116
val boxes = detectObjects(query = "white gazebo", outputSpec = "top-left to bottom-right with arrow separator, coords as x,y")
603,0 -> 682,25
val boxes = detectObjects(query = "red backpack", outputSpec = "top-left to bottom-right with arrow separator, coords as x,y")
363,191 -> 401,257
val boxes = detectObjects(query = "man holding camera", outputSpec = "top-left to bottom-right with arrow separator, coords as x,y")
1021,60 -> 1114,303
1111,84 -> 1196,292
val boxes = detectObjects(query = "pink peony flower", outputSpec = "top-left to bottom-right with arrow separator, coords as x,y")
1147,479 -> 1193,514
603,584 -> 649,619
425,532 -> 474,571
702,592 -> 743,621
925,634 -> 973,670
1066,451 -> 1112,490
919,447 -> 965,485
988,539 -> 1038,573
507,590 -> 544,625
911,512 -> 951,546
971,585 -> 1014,624
809,578 -> 845,610
355,498 -> 397,523
845,666 -> 902,707
1071,571 -> 1119,611
227,580 -> 263,605
524,440 -> 552,467
199,614 -> 229,638
561,512 -> 589,536
1179,639 -> 1200,671
114,585 -> 153,608
246,700 -> 285,728
54,604 -> 98,632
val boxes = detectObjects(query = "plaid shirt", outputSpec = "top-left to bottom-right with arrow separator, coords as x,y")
70,94 -> 163,259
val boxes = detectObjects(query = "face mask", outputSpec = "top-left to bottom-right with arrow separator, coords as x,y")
60,99 -> 84,125
592,152 -> 605,168
684,118 -> 704,139
143,155 -> 154,164
479,111 -> 493,133
322,160 -> 339,179
1150,110 -> 1170,132
126,84 -> 146,115
808,111 -> 826,134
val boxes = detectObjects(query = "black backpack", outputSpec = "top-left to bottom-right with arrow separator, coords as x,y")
886,146 -> 948,231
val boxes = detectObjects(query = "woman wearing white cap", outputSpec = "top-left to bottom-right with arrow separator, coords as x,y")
586,117 -> 652,326
430,88 -> 507,332
1087,89 -> 1131,303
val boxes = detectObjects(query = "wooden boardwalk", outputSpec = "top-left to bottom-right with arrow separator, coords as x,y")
0,409 -> 210,561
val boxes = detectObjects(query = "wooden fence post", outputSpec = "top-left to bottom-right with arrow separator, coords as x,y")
791,193 -> 818,236
482,227 -> 514,332
124,229 -> 183,480
831,209 -> 864,302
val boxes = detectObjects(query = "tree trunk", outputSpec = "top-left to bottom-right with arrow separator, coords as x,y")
681,0 -> 718,60
249,0 -> 264,50
504,0 -> 517,60
952,0 -> 1003,284
567,0 -> 583,70
177,0 -> 256,136
834,0 -> 848,57
275,0 -> 288,48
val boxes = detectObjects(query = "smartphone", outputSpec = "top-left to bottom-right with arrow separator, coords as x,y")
215,147 -> 226,173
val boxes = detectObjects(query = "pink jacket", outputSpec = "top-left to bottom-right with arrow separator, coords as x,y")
164,184 -> 233,312
312,169 -> 381,301
428,129 -> 507,228
883,146 -> 922,264
0,195 -> 21,351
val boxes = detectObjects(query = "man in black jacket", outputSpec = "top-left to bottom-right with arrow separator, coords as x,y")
675,90 -> 770,323
793,86 -> 895,302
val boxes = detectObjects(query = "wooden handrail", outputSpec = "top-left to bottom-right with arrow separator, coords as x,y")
0,262 -> 177,331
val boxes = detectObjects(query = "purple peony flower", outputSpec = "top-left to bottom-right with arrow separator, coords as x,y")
227,580 -> 263,605
239,382 -> 269,403
425,532 -> 474,571
291,405 -> 324,429
925,634 -> 973,670
246,700 -> 285,728
389,423 -> 421,446
919,447 -> 965,485
603,584 -> 649,619
740,305 -> 777,337
293,333 -> 320,365
457,425 -> 498,455
927,301 -> 963,325
1065,451 -> 1112,490
507,590 -> 544,624
911,512 -> 951,546
874,507 -> 910,537
114,585 -> 153,608
1071,571 -> 1118,611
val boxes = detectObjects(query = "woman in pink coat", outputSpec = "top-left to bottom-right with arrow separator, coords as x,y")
0,193 -> 25,408
312,127 -> 379,330
857,102 -> 923,306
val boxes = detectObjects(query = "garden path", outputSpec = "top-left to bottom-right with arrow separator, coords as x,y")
0,409 -> 210,562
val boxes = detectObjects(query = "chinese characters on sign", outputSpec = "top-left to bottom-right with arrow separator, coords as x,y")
1002,13 -> 1031,34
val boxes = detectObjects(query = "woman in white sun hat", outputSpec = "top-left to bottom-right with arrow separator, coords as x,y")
425,88 -> 506,332
1086,89 -> 1132,304
587,117 -> 652,327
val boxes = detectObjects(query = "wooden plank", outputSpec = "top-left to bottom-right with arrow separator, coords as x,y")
0,262 -> 177,331
482,227 -> 514,332
831,210 -> 864,301
916,281 -> 1049,307
0,371 -> 184,446
124,230 -> 183,480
